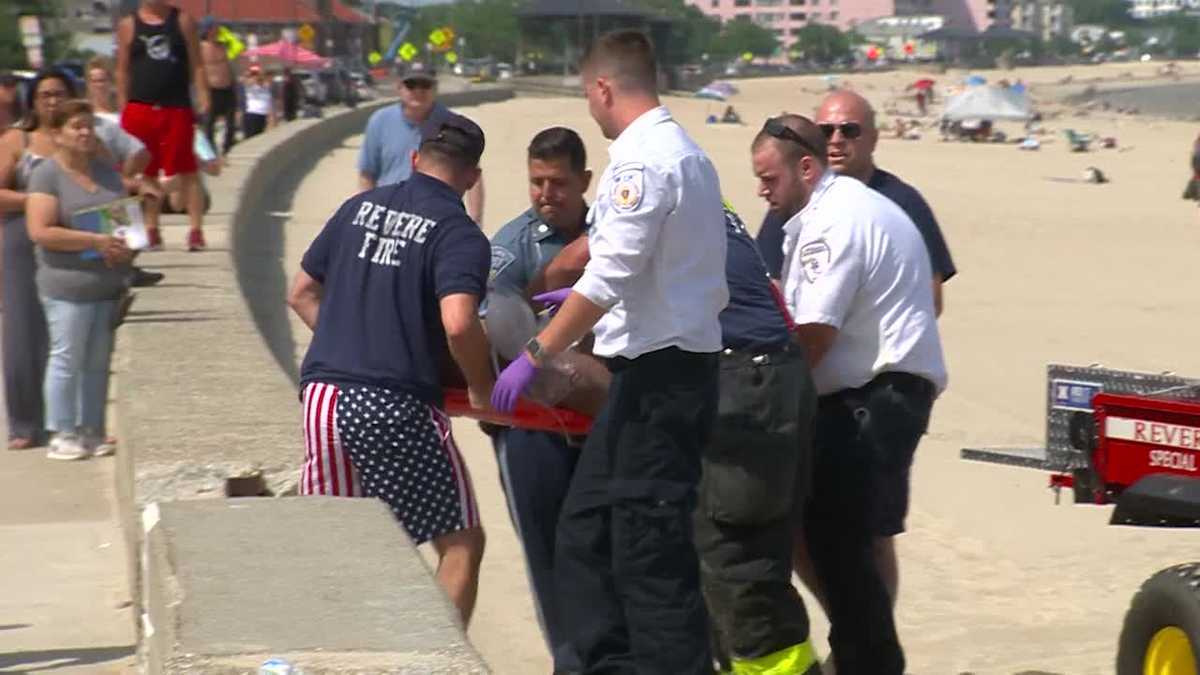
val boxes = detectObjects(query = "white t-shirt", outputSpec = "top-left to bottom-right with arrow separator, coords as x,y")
244,83 -> 272,116
781,172 -> 947,395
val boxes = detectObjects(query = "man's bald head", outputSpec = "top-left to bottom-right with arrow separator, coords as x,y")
817,89 -> 877,130
815,90 -> 880,181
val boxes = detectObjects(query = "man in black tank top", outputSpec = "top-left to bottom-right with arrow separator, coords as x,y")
117,0 -> 210,251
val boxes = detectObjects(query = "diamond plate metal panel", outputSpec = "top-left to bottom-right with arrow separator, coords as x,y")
1045,364 -> 1200,471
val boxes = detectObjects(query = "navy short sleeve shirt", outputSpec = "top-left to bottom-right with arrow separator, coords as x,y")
299,173 -> 490,407
756,168 -> 956,282
721,208 -> 791,352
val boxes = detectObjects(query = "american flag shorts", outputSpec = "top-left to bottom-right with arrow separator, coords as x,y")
301,382 -> 480,544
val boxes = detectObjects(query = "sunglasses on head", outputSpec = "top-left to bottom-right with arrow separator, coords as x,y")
403,78 -> 434,90
818,122 -> 863,140
762,117 -> 823,158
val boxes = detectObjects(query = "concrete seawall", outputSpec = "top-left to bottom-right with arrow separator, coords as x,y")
114,85 -> 512,673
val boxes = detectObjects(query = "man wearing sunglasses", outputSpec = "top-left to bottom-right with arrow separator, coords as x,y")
755,90 -> 955,316
357,62 -> 485,224
752,114 -> 946,675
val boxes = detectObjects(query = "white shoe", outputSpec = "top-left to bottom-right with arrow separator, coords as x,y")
83,435 -> 116,457
46,434 -> 89,461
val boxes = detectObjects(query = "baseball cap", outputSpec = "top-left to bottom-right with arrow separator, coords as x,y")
398,61 -> 437,84
419,111 -> 486,166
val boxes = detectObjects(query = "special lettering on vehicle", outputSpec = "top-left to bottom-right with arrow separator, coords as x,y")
349,200 -> 439,267
1105,416 -> 1200,472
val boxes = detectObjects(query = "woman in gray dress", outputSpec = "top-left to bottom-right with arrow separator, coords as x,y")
0,70 -> 75,449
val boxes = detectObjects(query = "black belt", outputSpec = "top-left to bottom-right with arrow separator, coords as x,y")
718,341 -> 800,367
821,371 -> 936,405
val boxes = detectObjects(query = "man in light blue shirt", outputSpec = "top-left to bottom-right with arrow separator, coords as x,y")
357,62 -> 485,223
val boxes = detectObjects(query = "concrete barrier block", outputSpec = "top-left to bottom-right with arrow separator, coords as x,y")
141,497 -> 488,674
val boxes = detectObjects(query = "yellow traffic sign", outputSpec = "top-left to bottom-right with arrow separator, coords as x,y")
298,23 -> 315,48
368,50 -> 382,65
445,51 -> 458,64
398,42 -> 418,62
429,29 -> 447,47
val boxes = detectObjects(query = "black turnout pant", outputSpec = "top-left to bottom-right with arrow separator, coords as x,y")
204,86 -> 237,156
805,371 -> 935,675
556,347 -> 718,674
693,344 -> 818,670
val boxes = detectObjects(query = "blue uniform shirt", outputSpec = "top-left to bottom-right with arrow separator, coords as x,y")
489,207 -> 588,295
756,168 -> 956,282
721,207 -> 791,352
299,173 -> 490,407
357,103 -> 451,187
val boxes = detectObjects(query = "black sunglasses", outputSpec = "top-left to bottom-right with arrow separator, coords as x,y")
818,122 -> 863,140
762,117 -> 823,158
402,78 -> 435,90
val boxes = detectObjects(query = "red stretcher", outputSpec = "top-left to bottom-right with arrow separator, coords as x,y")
443,388 -> 593,435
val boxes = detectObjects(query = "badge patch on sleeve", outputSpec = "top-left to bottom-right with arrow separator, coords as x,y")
799,238 -> 831,283
610,166 -> 644,212
489,246 -> 517,283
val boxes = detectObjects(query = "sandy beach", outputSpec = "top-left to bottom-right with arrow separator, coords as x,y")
284,61 -> 1200,674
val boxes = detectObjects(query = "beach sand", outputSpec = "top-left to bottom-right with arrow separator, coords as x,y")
286,61 -> 1200,674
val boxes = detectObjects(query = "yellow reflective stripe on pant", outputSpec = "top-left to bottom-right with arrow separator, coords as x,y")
731,640 -> 817,674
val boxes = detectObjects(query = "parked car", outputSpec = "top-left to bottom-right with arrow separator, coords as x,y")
293,70 -> 327,105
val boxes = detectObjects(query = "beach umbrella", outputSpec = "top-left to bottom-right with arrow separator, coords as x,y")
694,87 -> 727,101
913,78 -> 935,90
241,41 -> 331,69
965,74 -> 987,86
709,80 -> 739,96
942,85 -> 1032,121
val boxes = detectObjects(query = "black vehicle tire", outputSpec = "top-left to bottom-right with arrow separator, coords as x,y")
1116,562 -> 1200,675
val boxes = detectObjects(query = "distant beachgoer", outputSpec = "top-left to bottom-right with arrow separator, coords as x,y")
915,90 -> 927,116
200,16 -> 237,156
721,105 -> 742,124
1185,134 -> 1200,203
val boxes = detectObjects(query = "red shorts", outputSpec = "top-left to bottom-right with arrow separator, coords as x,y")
120,101 -> 197,177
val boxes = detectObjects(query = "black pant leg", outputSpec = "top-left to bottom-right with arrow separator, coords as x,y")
805,394 -> 904,675
611,348 -> 717,675
694,348 -> 818,667
556,401 -> 632,672
494,428 -> 581,672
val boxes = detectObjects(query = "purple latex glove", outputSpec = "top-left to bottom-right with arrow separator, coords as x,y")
492,355 -> 539,413
533,287 -> 572,315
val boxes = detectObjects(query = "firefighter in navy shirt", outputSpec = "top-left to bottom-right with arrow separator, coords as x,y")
287,113 -> 494,626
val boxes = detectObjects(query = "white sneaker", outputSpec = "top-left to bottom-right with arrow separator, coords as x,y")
46,434 -> 89,461
84,436 -> 116,457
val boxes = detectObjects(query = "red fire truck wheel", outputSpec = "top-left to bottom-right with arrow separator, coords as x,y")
1117,562 -> 1200,675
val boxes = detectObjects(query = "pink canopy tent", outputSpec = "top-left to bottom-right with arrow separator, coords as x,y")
241,41 -> 330,68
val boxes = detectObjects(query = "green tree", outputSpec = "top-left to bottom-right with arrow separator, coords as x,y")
410,0 -> 525,63
0,0 -> 72,70
1149,13 -> 1200,56
708,18 -> 779,61
1064,0 -> 1135,27
789,24 -> 852,64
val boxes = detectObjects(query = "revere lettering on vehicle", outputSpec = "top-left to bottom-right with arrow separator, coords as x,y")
349,199 -> 439,267
1106,416 -> 1200,472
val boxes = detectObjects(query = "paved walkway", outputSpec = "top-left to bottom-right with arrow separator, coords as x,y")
0,317 -> 136,674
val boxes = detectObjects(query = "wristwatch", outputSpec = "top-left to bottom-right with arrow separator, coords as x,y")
524,337 -> 547,365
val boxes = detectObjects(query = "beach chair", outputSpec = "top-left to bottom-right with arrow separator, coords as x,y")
1064,129 -> 1092,152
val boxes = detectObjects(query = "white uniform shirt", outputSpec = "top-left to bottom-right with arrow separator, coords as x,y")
782,171 -> 947,395
573,106 -> 728,359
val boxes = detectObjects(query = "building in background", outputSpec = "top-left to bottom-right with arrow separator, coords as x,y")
854,13 -> 944,58
1011,0 -> 1074,41
685,0 -> 895,49
1128,0 -> 1200,19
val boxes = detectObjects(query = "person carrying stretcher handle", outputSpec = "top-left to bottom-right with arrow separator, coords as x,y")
491,29 -> 728,674
530,201 -> 824,675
